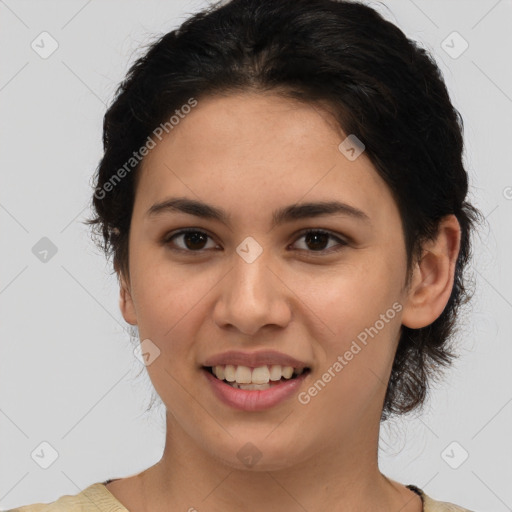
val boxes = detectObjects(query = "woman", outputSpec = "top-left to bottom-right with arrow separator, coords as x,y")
10,0 -> 482,510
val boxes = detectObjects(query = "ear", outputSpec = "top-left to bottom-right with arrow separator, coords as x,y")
401,214 -> 461,329
116,262 -> 138,326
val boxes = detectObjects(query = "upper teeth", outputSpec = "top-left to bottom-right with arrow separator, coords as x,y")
212,364 -> 304,384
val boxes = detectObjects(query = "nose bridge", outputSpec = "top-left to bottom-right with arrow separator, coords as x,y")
233,248 -> 271,300
232,246 -> 277,311
213,243 -> 290,334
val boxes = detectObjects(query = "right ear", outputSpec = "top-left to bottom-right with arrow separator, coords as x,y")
116,262 -> 138,326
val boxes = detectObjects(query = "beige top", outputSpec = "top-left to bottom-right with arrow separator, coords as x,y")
5,482 -> 475,512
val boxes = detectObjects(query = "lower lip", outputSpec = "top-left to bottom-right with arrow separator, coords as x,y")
202,368 -> 309,411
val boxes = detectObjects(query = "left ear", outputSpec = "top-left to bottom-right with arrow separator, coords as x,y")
401,214 -> 461,329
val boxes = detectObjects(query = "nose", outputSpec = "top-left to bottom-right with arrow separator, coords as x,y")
212,251 -> 292,336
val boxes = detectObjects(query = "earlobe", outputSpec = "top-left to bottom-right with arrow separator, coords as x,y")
118,269 -> 138,326
401,215 -> 461,329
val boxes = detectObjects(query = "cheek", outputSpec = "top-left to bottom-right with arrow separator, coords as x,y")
131,268 -> 211,406
129,255 -> 218,355
304,260 -> 403,406
311,255 -> 403,341
300,284 -> 402,430
136,284 -> 196,335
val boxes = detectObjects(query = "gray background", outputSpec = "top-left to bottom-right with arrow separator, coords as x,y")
1,0 -> 511,510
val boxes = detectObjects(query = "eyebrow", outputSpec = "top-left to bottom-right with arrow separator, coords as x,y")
146,197 -> 371,228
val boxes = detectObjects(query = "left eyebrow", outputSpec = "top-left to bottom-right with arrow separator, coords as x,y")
145,197 -> 372,228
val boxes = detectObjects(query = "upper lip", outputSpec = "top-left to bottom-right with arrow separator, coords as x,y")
202,350 -> 310,369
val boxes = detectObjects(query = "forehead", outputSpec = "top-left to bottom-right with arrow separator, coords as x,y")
134,92 -> 399,229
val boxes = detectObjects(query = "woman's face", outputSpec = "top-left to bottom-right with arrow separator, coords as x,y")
119,92 -> 411,469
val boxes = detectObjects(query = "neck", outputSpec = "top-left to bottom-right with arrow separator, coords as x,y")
137,410 -> 420,512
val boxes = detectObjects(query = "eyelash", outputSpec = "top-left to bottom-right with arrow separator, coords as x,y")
162,228 -> 348,256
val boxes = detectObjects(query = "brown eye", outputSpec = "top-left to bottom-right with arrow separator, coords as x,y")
304,231 -> 330,251
292,229 -> 347,253
182,231 -> 208,250
164,229 -> 217,252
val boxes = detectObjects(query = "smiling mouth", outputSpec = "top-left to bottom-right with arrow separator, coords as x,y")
203,365 -> 311,390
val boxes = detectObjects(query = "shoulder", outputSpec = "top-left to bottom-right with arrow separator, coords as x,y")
409,485 -> 476,512
4,483 -> 128,512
